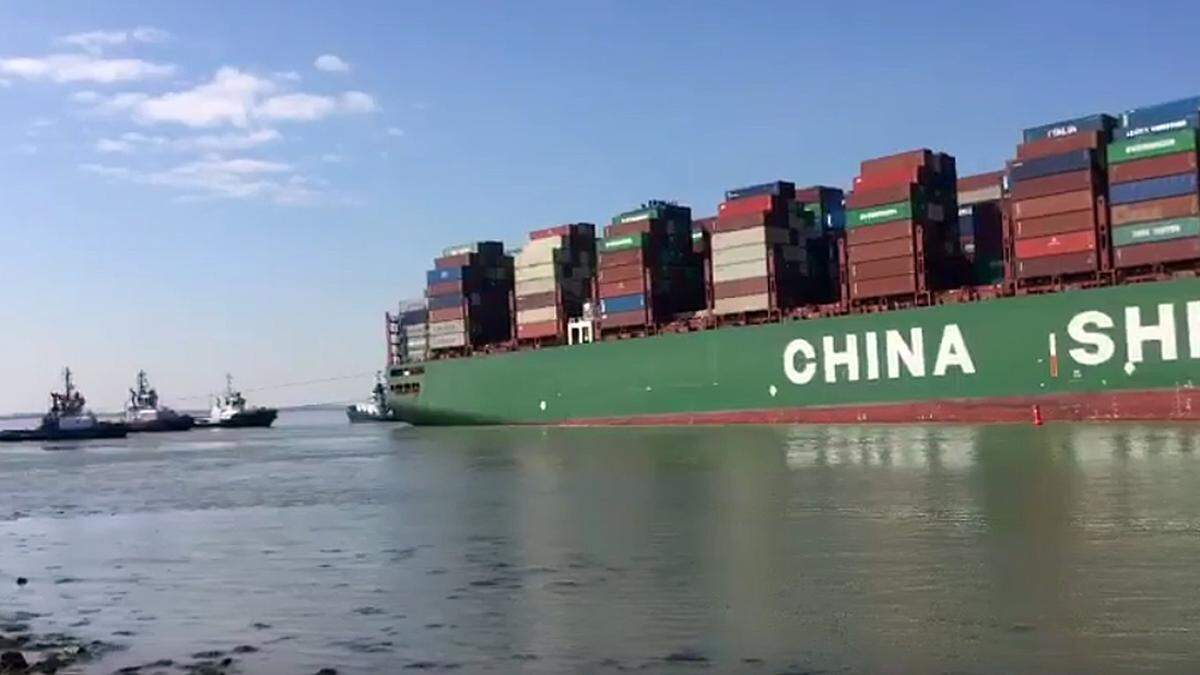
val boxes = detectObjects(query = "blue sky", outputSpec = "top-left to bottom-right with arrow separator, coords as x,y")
0,1 -> 1195,413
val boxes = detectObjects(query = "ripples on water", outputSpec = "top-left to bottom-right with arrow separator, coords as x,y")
2,413 -> 1200,673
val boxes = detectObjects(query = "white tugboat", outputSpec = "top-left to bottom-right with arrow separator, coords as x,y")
124,370 -> 195,433
347,372 -> 401,423
196,374 -> 278,429
1,368 -> 127,442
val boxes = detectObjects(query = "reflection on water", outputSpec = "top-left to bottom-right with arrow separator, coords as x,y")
2,415 -> 1199,673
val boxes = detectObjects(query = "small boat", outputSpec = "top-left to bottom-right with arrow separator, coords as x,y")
0,368 -> 128,443
347,372 -> 402,423
124,370 -> 195,433
195,374 -> 278,428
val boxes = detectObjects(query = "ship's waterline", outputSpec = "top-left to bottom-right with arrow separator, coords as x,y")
388,279 -> 1200,425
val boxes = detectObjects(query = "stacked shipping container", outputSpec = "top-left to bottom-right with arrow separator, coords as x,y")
956,171 -> 1007,286
710,181 -> 809,316
513,223 -> 597,343
1008,114 -> 1115,282
596,201 -> 703,332
392,299 -> 429,363
844,149 -> 959,301
425,241 -> 515,353
1107,97 -> 1200,270
793,186 -> 845,303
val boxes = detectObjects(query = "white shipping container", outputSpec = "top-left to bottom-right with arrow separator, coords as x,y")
714,293 -> 772,315
515,277 -> 557,297
428,319 -> 466,336
517,306 -> 558,324
429,332 -> 468,349
712,258 -> 768,283
959,185 -> 1003,205
515,247 -> 564,269
521,235 -> 565,254
712,242 -> 769,267
712,226 -> 791,249
401,324 -> 428,337
515,260 -> 558,280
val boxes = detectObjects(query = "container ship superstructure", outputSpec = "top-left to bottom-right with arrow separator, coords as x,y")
385,95 -> 1200,426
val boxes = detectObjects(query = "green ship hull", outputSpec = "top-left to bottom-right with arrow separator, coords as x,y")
388,278 -> 1200,425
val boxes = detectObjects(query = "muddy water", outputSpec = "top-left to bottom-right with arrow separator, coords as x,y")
2,413 -> 1200,673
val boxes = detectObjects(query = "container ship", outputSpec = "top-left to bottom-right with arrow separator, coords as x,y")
385,95 -> 1200,426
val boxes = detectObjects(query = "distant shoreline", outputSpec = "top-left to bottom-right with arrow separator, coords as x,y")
0,403 -> 348,420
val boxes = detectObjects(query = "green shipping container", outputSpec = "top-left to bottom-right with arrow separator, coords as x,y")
612,206 -> 662,225
847,199 -> 914,228
1107,129 -> 1198,165
599,233 -> 648,253
1111,216 -> 1200,247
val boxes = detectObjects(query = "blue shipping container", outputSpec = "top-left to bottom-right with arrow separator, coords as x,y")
1122,96 -> 1200,129
425,267 -> 464,285
600,293 -> 647,315
1022,114 -> 1116,144
725,181 -> 796,202
1009,149 -> 1096,183
1117,112 -> 1200,140
427,293 -> 463,310
1108,172 -> 1199,206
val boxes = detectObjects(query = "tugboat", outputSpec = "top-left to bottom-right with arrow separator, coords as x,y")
124,370 -> 195,433
195,374 -> 278,428
0,368 -> 128,443
347,372 -> 402,423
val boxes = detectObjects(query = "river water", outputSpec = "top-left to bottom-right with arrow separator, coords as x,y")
2,412 -> 1200,673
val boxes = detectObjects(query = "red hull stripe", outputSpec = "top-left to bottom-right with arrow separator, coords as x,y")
551,388 -> 1200,426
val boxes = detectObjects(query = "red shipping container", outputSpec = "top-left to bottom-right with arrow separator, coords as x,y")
598,248 -> 648,268
860,149 -> 933,176
1115,237 -> 1200,268
851,274 -> 918,299
848,255 -> 917,282
853,165 -> 926,192
712,276 -> 770,300
848,237 -> 915,263
426,279 -> 464,296
846,183 -> 918,210
515,291 -> 557,311
1016,130 -> 1104,161
1010,169 -> 1096,201
597,262 -> 645,283
718,194 -> 778,219
605,219 -> 656,238
434,253 -> 474,269
1013,209 -> 1096,239
1108,151 -> 1199,185
530,223 -> 594,241
429,306 -> 464,322
846,219 -> 915,246
600,309 -> 649,329
598,278 -> 648,298
1110,194 -> 1200,226
517,320 -> 560,340
711,211 -> 783,232
1014,230 -> 1096,259
957,170 -> 1005,193
1016,251 -> 1096,278
1012,189 -> 1095,220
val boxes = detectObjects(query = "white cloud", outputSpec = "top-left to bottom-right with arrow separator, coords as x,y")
30,117 -> 55,128
183,128 -> 283,152
134,67 -> 275,127
59,26 -> 171,54
386,127 -> 404,137
93,91 -> 150,114
339,91 -> 377,113
0,53 -> 174,84
314,54 -> 350,73
71,90 -> 100,103
80,155 -> 317,205
96,138 -> 134,153
274,71 -> 301,82
255,93 -> 335,121
0,78 -> 11,88
115,67 -> 377,128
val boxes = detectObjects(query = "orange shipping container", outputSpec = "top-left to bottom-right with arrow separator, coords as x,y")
1013,209 -> 1096,239
516,320 -> 560,340
1110,194 -> 1200,226
1014,230 -> 1096,259
848,237 -> 914,263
